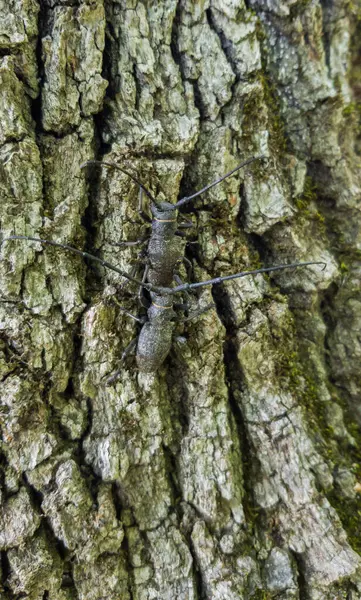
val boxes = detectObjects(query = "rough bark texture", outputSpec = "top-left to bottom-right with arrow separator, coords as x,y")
0,1 -> 361,599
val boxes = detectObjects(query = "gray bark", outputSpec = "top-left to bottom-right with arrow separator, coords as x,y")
0,0 -> 361,599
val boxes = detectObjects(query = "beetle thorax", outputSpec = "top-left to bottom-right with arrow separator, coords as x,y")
151,202 -> 178,223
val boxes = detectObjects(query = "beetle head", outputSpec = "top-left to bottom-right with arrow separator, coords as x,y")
151,201 -> 178,221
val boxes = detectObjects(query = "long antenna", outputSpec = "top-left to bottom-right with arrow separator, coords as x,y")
80,160 -> 156,203
153,261 -> 326,295
2,236 -> 146,287
2,237 -> 326,298
175,155 -> 266,208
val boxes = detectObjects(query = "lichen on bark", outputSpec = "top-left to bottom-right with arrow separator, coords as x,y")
0,0 -> 361,599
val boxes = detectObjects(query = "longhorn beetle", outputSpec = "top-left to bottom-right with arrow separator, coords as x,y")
2,156 -> 326,380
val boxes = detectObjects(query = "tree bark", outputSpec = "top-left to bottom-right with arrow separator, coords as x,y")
1,0 -> 361,599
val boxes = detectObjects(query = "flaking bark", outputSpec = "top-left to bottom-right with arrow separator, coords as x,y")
0,1 -> 361,599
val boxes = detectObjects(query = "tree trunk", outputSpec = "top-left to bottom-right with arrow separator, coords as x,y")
1,0 -> 361,598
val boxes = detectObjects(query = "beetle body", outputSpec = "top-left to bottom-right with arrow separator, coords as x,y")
2,156 -> 325,379
136,202 -> 184,371
136,293 -> 176,372
147,202 -> 184,286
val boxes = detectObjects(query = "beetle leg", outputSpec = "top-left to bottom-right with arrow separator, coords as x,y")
173,302 -> 191,311
173,270 -> 197,301
182,256 -> 193,279
110,237 -> 148,247
115,264 -> 139,293
137,187 -> 152,223
173,273 -> 193,303
114,303 -> 146,324
105,337 -> 138,385
175,302 -> 215,323
138,264 -> 150,308
177,218 -> 194,229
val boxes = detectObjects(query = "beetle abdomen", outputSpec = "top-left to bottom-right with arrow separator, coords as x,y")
136,321 -> 174,372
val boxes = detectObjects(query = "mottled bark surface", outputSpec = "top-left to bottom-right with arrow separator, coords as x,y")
0,0 -> 361,599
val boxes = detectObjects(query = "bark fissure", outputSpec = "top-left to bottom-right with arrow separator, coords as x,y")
0,0 -> 361,598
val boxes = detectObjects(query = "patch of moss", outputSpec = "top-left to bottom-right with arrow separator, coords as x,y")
298,176 -> 317,203
342,102 -> 361,147
273,313 -> 342,456
338,261 -> 349,274
327,489 -> 361,556
250,591 -> 272,600
349,3 -> 361,153
276,347 -> 327,433
295,176 -> 326,229
347,0 -> 361,20
243,70 -> 288,158
274,316 -> 361,556
342,102 -> 361,117
289,0 -> 313,18
324,399 -> 361,555
262,74 -> 288,156
242,23 -> 289,159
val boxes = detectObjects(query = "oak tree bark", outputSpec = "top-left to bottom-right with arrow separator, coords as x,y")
1,1 -> 361,599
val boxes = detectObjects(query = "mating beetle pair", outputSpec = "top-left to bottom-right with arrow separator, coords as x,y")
3,156 -> 325,380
